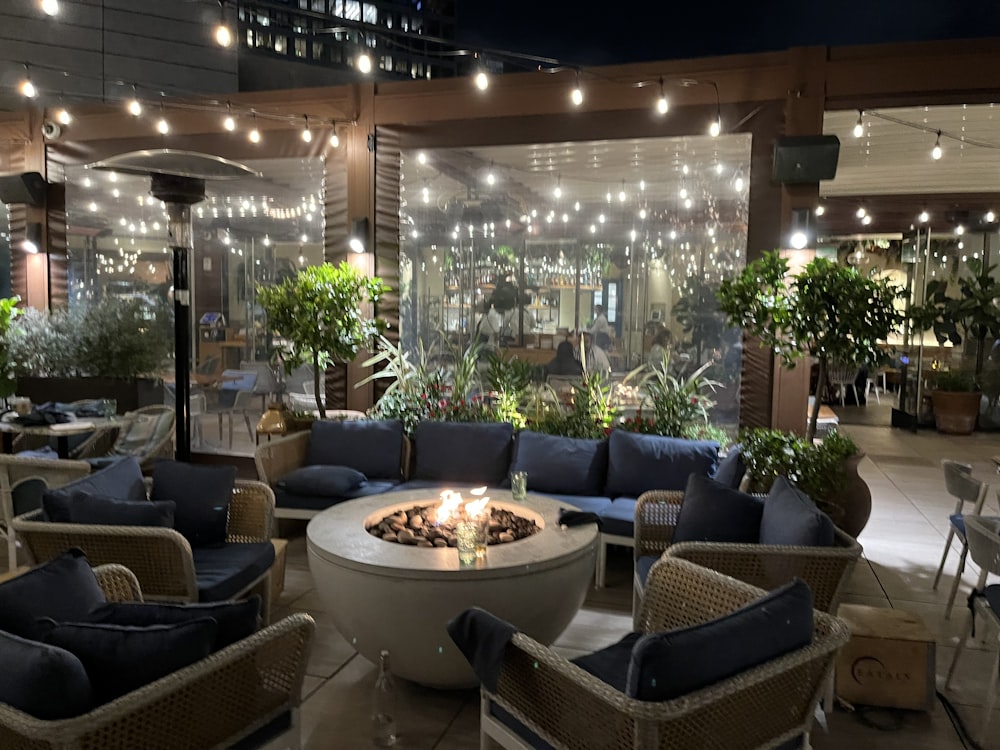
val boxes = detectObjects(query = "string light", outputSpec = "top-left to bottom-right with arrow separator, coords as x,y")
357,50 -> 373,74
553,174 -> 562,199
156,105 -> 169,135
570,71 -> 583,106
329,121 -> 340,148
856,206 -> 867,218
853,110 -> 864,138
709,115 -> 721,137
814,205 -> 825,217
931,131 -> 943,160
918,210 -> 929,223
474,69 -> 489,91
486,162 -> 496,185
214,1 -> 232,47
126,85 -> 142,116
55,107 -> 72,125
223,102 -> 236,131
618,180 -> 626,202
861,214 -> 873,226
300,114 -> 313,143
40,0 -> 58,15
986,210 -> 996,223
655,77 -> 668,115
956,224 -> 965,235
19,64 -> 36,99
248,113 -> 261,144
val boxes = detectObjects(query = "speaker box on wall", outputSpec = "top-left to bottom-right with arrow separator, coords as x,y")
772,135 -> 841,184
0,172 -> 49,206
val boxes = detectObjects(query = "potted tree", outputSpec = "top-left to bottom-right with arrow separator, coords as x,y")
258,261 -> 387,415
909,260 -> 1000,434
718,251 -> 906,442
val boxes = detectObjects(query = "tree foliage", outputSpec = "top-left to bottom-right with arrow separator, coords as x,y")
258,262 -> 387,413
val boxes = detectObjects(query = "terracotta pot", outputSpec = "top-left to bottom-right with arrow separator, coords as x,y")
831,452 -> 872,539
931,390 -> 982,435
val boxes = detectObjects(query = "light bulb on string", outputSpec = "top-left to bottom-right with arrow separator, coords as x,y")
618,180 -> 627,203
861,214 -> 873,226
300,115 -> 312,143
918,210 -> 929,223
126,85 -> 142,117
856,206 -> 867,219
708,108 -> 721,137
931,131 -> 943,160
853,110 -> 864,138
19,64 -> 36,99
329,121 -> 340,147
357,47 -> 373,74
156,113 -> 169,135
248,113 -> 261,144
956,224 -> 965,235
553,174 -> 562,199
40,0 -> 59,15
214,1 -> 232,47
486,161 -> 496,185
55,107 -> 72,125
814,205 -> 825,217
655,77 -> 668,114
986,210 -> 996,223
474,70 -> 489,91
223,103 -> 236,131
570,71 -> 583,106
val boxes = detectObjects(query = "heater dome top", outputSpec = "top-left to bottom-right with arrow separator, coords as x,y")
85,149 -> 258,180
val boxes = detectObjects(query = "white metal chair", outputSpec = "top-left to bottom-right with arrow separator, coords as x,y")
163,384 -> 207,448
241,359 -> 281,411
827,362 -> 862,406
933,460 -> 990,619
946,516 -> 1000,740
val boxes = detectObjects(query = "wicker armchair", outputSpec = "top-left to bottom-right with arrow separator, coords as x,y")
0,564 -> 315,750
480,556 -> 849,750
0,455 -> 92,570
12,478 -> 276,621
632,490 -> 863,626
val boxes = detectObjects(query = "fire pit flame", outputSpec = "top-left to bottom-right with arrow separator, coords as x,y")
433,489 -> 489,526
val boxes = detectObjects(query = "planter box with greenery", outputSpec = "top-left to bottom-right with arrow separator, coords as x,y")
929,369 -> 981,435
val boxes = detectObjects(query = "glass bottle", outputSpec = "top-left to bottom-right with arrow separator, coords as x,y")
372,650 -> 397,746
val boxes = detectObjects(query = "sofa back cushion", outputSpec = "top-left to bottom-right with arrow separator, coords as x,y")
605,432 -> 719,498
672,474 -> 763,544
0,549 -> 106,640
626,578 -> 813,701
278,465 -> 367,498
0,630 -> 93,719
44,491 -> 175,528
510,431 -> 608,496
307,419 -> 404,480
43,456 -> 146,505
413,422 -> 514,484
759,476 -> 836,547
151,461 -> 236,548
713,444 -> 746,490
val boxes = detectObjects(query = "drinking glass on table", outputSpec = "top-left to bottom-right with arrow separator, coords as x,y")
510,471 -> 528,501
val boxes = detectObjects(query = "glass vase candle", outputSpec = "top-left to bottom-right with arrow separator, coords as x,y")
455,521 -> 478,565
510,471 -> 528,501
473,512 -> 489,559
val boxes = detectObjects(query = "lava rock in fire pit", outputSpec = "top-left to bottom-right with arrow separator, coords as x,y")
368,503 -> 540,547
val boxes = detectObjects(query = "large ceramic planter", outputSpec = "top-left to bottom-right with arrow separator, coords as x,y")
15,376 -> 162,413
931,390 -> 982,435
830,453 -> 872,539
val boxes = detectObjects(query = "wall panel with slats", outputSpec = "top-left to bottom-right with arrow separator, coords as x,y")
373,128 -> 401,404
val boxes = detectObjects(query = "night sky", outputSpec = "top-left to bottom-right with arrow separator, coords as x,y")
456,0 -> 1000,67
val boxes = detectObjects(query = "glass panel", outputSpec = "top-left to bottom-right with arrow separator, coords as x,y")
0,203 -> 9,298
399,135 -> 751,429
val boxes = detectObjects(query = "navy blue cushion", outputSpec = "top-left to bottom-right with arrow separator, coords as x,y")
0,629 -> 93,719
597,498 -> 638,538
713,445 -> 746,489
392,480 -> 484,492
43,456 -> 146,504
540,494 -> 613,515
626,579 -> 814,701
307,419 -> 404,480
0,549 -> 106,640
489,703 -> 554,750
636,555 -> 658,588
278,465 -> 367,497
510,432 -> 608,496
275,479 -> 401,512
571,631 -> 643,692
40,618 -> 217,703
192,543 -> 275,602
672,474 -> 763,544
605,432 -> 719,498
151,461 -> 235,548
413,422 -> 514,484
950,513 -> 966,537
759,476 -> 835,547
44,490 -> 175,527
85,596 -> 260,651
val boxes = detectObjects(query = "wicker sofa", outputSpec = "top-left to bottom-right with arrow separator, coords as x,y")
254,419 -> 723,586
13,458 -> 278,620
456,556 -> 849,750
0,563 -> 314,750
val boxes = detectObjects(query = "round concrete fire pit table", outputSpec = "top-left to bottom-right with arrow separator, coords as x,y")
306,489 -> 598,689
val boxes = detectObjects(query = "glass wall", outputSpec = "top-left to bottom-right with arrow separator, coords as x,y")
398,134 -> 751,425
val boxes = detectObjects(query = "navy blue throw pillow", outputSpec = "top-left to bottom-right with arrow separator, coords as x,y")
44,491 -> 175,527
414,421 -> 515,484
672,474 -> 763,544
713,445 -> 746,490
626,579 -> 814,701
0,548 -> 106,640
279,465 -> 367,498
84,596 -> 261,651
307,419 -> 404,480
151,461 -> 236,548
510,431 -> 608,496
605,432 -> 719,498
0,630 -> 93,719
43,456 -> 146,505
40,618 -> 218,703
759,476 -> 836,547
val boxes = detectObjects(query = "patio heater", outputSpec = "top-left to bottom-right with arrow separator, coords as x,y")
86,150 -> 259,460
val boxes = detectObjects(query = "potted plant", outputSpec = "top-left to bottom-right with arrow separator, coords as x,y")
928,369 -> 981,435
718,251 -> 906,442
0,296 -> 21,403
258,261 -> 388,415
8,297 -> 173,411
741,428 -> 867,535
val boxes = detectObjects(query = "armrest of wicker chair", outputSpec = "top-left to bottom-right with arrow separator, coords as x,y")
484,558 -> 849,750
0,612 -> 315,750
664,528 -> 863,614
12,509 -> 198,602
633,490 -> 685,561
226,479 -> 275,542
93,563 -> 144,602
254,431 -> 310,486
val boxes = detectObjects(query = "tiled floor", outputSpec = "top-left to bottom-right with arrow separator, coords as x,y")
268,424 -> 1000,749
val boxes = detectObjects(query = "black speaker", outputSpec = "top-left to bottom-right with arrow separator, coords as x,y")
0,172 -> 49,206
772,136 -> 840,184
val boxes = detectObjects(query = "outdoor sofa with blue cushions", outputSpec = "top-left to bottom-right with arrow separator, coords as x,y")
0,556 -> 314,750
448,556 -> 849,750
12,456 -> 278,620
255,419 -> 408,519
632,474 -> 863,626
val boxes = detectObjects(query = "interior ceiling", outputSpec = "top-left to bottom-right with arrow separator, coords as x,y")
820,104 -> 1000,235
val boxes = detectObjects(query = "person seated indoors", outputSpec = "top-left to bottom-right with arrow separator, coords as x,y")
545,341 -> 583,378
574,330 -> 612,378
647,329 -> 673,368
588,304 -> 612,350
